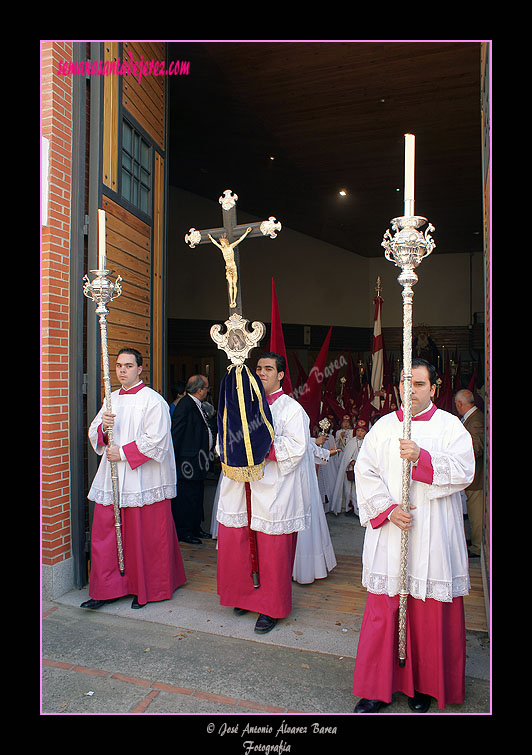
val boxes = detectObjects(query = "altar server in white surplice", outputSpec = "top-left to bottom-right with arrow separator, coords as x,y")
315,429 -> 339,512
335,415 -> 353,451
216,353 -> 311,635
352,359 -> 475,714
331,419 -> 368,516
82,348 -> 186,611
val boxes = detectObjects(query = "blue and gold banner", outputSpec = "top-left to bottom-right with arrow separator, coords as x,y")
218,364 -> 275,482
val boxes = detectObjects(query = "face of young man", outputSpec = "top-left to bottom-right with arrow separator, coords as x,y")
256,357 -> 284,396
116,353 -> 143,389
400,365 -> 436,416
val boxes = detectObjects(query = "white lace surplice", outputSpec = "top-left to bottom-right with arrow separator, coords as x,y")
88,386 -> 177,507
354,407 -> 475,602
216,394 -> 312,535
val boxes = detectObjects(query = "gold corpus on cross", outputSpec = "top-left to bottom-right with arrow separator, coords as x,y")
184,189 -> 281,318
208,227 -> 252,309
184,189 -> 282,365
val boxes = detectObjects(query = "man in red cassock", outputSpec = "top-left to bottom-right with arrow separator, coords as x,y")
216,353 -> 312,634
82,348 -> 186,610
352,359 -> 475,712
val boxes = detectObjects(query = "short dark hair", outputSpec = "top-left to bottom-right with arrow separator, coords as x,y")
257,352 -> 286,385
411,357 -> 437,386
171,380 -> 186,399
186,375 -> 208,394
117,347 -> 143,367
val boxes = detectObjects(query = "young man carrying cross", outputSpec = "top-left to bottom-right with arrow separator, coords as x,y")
215,352 -> 312,634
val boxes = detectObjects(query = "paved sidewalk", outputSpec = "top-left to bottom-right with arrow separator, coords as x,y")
42,493 -> 491,724
42,595 -> 490,721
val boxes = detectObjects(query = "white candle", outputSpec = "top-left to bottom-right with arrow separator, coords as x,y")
98,209 -> 106,270
404,133 -> 415,216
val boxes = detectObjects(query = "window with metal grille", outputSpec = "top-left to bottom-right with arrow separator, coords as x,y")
121,119 -> 151,216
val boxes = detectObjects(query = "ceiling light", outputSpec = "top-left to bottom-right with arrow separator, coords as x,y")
339,190 -> 347,196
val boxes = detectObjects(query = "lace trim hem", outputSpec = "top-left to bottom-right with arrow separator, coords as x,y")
88,485 -> 176,507
217,511 -> 311,535
362,571 -> 470,602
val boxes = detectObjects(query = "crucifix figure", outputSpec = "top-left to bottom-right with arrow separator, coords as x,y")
208,227 -> 252,309
185,189 -> 281,317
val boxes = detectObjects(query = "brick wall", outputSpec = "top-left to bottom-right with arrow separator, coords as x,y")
41,42 -> 73,567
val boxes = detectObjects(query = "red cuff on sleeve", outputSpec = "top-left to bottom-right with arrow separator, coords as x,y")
370,504 -> 397,529
98,424 -> 109,446
122,441 -> 151,469
411,448 -> 433,484
266,442 -> 277,461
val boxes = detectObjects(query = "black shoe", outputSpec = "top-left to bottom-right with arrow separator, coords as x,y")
80,598 -> 118,610
354,698 -> 390,713
408,691 -> 432,712
468,550 -> 480,558
131,596 -> 146,609
254,614 -> 277,634
197,529 -> 212,539
233,607 -> 249,616
180,534 -> 202,544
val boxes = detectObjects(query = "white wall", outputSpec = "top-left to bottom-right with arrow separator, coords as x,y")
368,251 -> 484,328
168,187 -> 483,329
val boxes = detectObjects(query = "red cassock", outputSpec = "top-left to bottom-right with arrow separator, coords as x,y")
216,524 -> 297,618
352,592 -> 466,709
216,388 -> 307,618
88,498 -> 186,606
352,403 -> 474,710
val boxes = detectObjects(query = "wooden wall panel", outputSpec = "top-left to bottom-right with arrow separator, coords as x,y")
152,152 -> 165,392
122,41 -> 165,150
101,195 -> 151,391
99,41 -> 167,396
102,42 -> 119,191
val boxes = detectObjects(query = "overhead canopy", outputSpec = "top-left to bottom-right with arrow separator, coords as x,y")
168,41 -> 483,258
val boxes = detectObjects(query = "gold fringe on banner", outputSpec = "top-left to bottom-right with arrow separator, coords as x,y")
221,460 -> 267,482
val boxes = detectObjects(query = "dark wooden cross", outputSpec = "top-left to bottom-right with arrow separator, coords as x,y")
185,189 -> 281,316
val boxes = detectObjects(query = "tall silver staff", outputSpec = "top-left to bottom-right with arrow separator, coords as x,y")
83,210 -> 125,576
381,134 -> 435,666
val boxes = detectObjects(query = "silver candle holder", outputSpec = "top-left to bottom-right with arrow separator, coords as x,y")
381,214 -> 435,666
83,268 -> 125,575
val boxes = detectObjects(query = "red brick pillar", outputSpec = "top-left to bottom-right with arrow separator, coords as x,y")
41,42 -> 74,593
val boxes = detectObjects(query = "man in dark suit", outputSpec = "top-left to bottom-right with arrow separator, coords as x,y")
171,374 -> 213,544
455,389 -> 484,558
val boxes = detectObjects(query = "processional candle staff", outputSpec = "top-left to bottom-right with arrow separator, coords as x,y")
83,209 -> 125,575
381,134 -> 436,666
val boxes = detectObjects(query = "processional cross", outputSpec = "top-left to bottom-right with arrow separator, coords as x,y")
185,189 -> 282,364
185,190 -> 282,591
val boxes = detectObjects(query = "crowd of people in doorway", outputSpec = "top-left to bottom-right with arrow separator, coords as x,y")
79,347 -> 484,713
